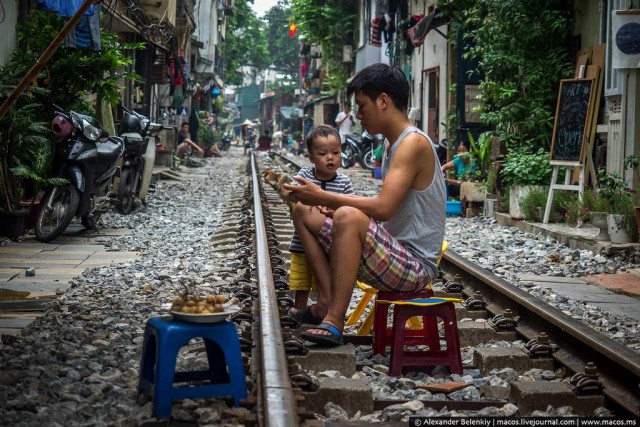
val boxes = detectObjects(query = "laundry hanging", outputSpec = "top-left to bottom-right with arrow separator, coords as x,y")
370,17 -> 382,47
407,12 -> 435,47
65,3 -> 102,51
36,0 -> 94,17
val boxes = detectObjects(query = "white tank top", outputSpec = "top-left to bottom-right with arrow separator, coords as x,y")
381,126 -> 446,278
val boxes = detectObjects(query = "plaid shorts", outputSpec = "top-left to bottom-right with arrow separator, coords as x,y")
317,218 -> 431,292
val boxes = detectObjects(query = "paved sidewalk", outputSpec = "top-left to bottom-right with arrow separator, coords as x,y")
518,274 -> 640,321
0,226 -> 137,339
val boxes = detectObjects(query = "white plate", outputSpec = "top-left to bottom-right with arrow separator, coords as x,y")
172,307 -> 239,324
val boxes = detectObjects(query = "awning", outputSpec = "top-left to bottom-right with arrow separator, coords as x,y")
303,94 -> 335,109
280,106 -> 302,120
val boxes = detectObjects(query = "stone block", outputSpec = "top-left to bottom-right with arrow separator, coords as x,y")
291,341 -> 357,378
474,347 -> 554,375
458,322 -> 518,347
511,381 -> 604,416
460,182 -> 486,202
455,304 -> 487,321
302,377 -> 373,417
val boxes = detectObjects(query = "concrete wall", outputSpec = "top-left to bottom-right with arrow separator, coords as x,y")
0,2 -> 19,67
410,0 -> 448,143
573,0 -> 601,49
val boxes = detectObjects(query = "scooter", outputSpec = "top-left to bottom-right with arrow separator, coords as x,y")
341,134 -> 362,169
116,106 -> 171,215
221,132 -> 232,151
358,131 -> 379,170
35,106 -> 124,242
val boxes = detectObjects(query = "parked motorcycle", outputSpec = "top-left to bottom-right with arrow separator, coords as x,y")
116,107 -> 170,215
35,106 -> 124,242
341,134 -> 361,169
221,132 -> 232,151
341,132 -> 379,170
358,131 -> 379,170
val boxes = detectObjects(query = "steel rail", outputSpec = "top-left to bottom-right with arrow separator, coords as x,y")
250,155 -> 298,426
443,250 -> 640,417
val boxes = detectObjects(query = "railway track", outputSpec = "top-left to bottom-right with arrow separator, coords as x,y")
242,152 -> 640,424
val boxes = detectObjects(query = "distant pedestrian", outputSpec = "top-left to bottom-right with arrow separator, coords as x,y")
335,102 -> 354,143
258,129 -> 272,151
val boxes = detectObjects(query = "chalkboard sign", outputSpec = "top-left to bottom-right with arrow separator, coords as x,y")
550,79 -> 594,164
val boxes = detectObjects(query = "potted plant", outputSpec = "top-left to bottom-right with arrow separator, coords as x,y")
598,168 -> 636,243
624,154 -> 640,237
500,146 -> 552,219
582,188 -> 609,241
459,131 -> 492,203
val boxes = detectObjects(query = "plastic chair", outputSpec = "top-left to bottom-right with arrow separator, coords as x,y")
381,298 -> 463,376
138,316 -> 247,418
345,241 -> 449,338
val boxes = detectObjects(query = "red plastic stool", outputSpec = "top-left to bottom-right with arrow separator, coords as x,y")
387,301 -> 462,377
372,289 -> 438,356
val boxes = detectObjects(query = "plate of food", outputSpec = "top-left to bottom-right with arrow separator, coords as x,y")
170,292 -> 240,324
171,308 -> 239,324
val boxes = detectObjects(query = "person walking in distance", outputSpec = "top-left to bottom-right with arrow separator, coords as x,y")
335,102 -> 354,143
284,63 -> 446,346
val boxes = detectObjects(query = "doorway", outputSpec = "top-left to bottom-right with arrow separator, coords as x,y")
423,68 -> 439,143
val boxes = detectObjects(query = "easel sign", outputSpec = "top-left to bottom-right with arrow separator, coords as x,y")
543,78 -> 596,223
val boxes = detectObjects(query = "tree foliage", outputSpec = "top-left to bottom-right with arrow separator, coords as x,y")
222,0 -> 269,85
264,1 -> 299,72
291,0 -> 357,94
441,0 -> 574,149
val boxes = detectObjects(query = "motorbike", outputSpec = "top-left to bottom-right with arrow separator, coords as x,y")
341,134 -> 361,169
221,132 -> 232,151
341,132 -> 379,170
358,132 -> 379,170
116,107 -> 170,215
35,106 -> 124,242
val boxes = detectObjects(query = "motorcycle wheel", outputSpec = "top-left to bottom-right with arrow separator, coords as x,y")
117,167 -> 135,215
341,145 -> 356,169
360,148 -> 376,170
35,185 -> 79,243
81,213 -> 102,230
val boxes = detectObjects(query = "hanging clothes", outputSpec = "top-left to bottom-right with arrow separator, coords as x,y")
402,15 -> 424,55
380,13 -> 395,43
370,17 -> 382,47
65,3 -> 101,51
36,0 -> 94,17
408,12 -> 434,47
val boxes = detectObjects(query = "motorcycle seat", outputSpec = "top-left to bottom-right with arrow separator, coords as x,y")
97,137 -> 124,162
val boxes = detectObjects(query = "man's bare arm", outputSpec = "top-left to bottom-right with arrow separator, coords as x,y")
284,133 -> 429,221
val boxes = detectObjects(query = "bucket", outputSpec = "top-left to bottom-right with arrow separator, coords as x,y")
373,166 -> 382,179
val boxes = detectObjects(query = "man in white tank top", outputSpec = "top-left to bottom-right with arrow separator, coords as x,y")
283,64 -> 446,346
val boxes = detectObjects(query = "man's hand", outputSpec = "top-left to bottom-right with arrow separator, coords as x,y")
282,176 -> 324,206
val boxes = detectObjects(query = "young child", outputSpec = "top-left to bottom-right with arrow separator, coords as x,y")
288,125 -> 354,325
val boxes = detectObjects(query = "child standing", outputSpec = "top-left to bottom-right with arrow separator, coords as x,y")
288,125 -> 354,325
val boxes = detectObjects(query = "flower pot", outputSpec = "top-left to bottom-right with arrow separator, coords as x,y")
590,211 -> 610,241
607,214 -> 633,244
509,185 -> 544,220
460,182 -> 485,202
0,209 -> 28,238
19,201 -> 42,230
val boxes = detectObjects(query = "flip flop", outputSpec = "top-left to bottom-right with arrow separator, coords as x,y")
289,304 -> 323,325
301,322 -> 344,347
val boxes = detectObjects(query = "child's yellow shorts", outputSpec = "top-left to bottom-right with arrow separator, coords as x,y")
288,252 -> 317,291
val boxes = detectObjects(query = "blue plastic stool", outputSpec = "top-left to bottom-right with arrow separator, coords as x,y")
138,316 -> 247,418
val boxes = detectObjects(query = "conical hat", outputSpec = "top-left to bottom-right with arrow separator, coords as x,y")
241,119 -> 253,126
